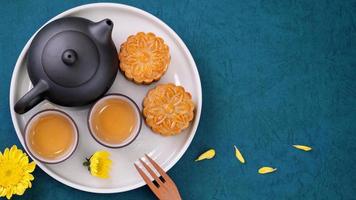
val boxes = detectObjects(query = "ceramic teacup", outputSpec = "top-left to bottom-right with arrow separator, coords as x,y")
88,94 -> 142,148
24,109 -> 79,164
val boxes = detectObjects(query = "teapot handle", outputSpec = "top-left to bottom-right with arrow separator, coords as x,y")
14,80 -> 49,114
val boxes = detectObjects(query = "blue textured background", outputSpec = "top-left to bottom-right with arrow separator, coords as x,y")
1,0 -> 356,199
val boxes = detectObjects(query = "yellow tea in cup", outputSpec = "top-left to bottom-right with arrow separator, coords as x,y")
89,94 -> 141,148
25,110 -> 78,163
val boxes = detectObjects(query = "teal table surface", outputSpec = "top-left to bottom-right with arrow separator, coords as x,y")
1,0 -> 356,199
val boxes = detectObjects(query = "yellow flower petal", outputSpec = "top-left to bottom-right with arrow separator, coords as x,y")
26,162 -> 36,173
10,145 -> 19,154
26,174 -> 34,181
234,145 -> 245,164
15,183 -> 26,195
6,189 -> 13,199
258,167 -> 277,174
195,149 -> 215,161
3,148 -> 9,159
9,145 -> 24,163
19,155 -> 29,166
293,145 -> 312,151
0,187 -> 5,196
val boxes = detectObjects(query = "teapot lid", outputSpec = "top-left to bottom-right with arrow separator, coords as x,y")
41,30 -> 99,87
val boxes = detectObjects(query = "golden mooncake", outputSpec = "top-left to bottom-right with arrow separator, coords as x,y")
119,32 -> 170,84
143,83 -> 195,136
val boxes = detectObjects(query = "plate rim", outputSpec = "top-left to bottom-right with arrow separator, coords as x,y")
9,3 -> 202,193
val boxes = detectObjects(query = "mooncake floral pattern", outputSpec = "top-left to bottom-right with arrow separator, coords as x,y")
143,83 -> 195,135
119,32 -> 170,84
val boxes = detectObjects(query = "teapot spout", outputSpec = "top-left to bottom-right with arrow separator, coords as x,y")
90,19 -> 113,43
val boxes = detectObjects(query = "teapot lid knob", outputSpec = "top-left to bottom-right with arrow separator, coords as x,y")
62,49 -> 77,65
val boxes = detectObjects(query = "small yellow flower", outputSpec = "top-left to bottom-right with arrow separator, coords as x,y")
0,145 -> 36,199
83,151 -> 112,179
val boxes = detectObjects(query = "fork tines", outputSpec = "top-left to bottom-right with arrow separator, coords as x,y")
134,154 -> 181,200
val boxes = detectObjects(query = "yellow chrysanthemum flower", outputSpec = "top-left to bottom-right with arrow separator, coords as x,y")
0,145 -> 36,199
83,151 -> 112,179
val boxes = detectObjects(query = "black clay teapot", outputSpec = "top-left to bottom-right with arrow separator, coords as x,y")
15,17 -> 119,114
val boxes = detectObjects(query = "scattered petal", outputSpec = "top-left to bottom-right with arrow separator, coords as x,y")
258,167 -> 277,174
195,149 -> 215,161
234,145 -> 245,164
293,145 -> 312,151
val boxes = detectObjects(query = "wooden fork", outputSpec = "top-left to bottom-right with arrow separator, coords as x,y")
134,154 -> 182,200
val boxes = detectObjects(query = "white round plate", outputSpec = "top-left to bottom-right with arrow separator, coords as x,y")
9,3 -> 201,193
